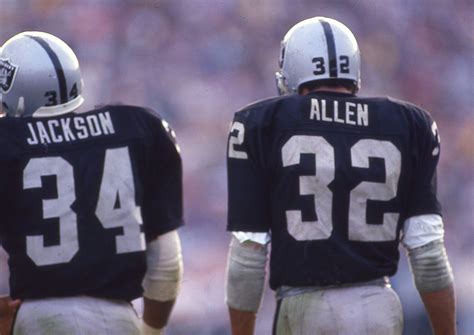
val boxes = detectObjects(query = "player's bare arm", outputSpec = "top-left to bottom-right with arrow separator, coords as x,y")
142,299 -> 175,335
420,284 -> 456,335
228,308 -> 257,335
0,297 -> 20,335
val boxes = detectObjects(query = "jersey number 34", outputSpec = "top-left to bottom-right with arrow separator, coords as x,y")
23,147 -> 144,266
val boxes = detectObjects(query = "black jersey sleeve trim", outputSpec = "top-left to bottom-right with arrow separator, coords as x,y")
27,35 -> 68,104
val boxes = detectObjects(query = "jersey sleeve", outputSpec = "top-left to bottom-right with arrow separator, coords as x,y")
227,110 -> 271,232
406,107 -> 442,217
141,115 -> 183,241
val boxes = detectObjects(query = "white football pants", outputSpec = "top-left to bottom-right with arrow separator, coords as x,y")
13,296 -> 140,335
274,284 -> 403,335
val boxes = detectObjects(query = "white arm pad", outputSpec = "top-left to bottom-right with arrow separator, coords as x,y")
225,236 -> 268,312
407,238 -> 454,293
142,230 -> 183,302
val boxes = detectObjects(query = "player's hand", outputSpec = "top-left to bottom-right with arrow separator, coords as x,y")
0,297 -> 21,335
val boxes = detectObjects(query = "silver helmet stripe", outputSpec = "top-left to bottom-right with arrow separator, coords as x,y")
26,35 -> 68,104
319,19 -> 338,78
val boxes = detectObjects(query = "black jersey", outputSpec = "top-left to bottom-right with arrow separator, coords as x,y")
226,91 -> 441,290
0,105 -> 183,301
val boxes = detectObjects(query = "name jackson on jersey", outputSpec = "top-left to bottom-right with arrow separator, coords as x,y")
26,111 -> 115,145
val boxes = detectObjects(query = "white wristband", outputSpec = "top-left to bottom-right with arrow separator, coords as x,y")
141,321 -> 165,335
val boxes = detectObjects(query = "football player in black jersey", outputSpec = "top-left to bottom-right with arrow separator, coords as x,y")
0,32 -> 183,335
225,17 -> 455,335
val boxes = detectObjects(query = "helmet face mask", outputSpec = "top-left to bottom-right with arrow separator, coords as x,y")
275,17 -> 361,95
0,31 -> 84,117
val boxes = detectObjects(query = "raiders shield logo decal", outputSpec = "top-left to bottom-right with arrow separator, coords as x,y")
0,58 -> 18,93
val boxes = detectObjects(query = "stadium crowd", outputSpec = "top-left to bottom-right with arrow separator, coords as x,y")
1,0 -> 472,334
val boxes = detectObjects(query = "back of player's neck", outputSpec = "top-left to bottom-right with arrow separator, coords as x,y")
302,86 -> 352,96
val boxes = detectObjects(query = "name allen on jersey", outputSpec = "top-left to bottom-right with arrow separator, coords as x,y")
310,98 -> 369,126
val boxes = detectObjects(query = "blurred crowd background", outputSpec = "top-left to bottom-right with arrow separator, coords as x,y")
1,0 -> 472,334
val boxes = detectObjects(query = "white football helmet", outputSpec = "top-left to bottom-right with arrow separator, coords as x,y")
275,17 -> 361,95
0,31 -> 84,117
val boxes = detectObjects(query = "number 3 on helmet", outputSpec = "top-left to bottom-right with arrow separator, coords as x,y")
0,31 -> 84,117
275,17 -> 361,95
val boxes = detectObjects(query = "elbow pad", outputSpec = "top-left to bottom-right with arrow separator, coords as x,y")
407,239 -> 454,293
142,230 -> 183,301
225,236 -> 268,312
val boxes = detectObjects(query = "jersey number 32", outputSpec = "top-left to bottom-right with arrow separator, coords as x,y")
229,122 -> 401,243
